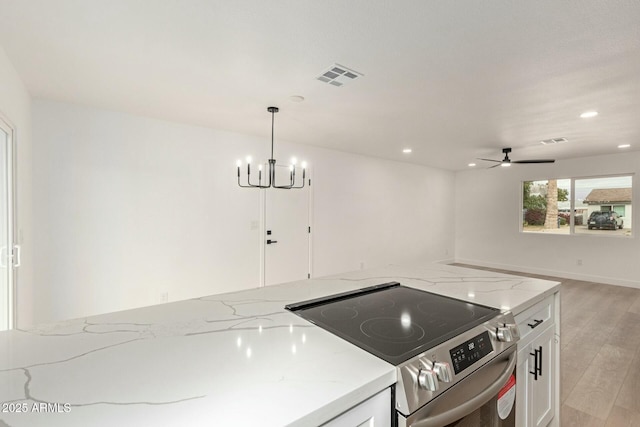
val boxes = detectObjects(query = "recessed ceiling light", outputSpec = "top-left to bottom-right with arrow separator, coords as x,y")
289,95 -> 305,103
580,111 -> 598,118
402,148 -> 412,153
618,144 -> 631,148
468,163 -> 476,167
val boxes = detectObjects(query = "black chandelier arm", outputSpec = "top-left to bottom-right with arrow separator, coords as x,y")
273,178 -> 305,189
271,162 -> 293,189
237,106 -> 307,190
237,165 -> 251,188
237,178 -> 256,188
248,162 -> 272,188
237,163 -> 271,188
289,169 -> 306,188
237,161 -> 306,189
270,162 -> 306,189
238,175 -> 270,188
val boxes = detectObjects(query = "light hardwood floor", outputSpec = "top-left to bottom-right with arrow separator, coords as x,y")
452,264 -> 640,427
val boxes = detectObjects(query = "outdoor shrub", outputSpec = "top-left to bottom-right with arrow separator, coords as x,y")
524,208 -> 546,226
557,212 -> 583,226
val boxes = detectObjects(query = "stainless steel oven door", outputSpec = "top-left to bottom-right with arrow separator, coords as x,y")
398,346 -> 517,427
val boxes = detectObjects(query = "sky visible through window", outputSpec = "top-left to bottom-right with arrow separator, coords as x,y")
528,176 -> 632,206
574,176 -> 632,204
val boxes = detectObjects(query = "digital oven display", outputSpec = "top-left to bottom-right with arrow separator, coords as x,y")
449,331 -> 493,375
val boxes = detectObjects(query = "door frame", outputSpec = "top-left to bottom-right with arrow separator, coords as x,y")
259,174 -> 313,287
0,112 -> 17,330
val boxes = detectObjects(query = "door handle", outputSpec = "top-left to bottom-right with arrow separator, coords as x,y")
527,319 -> 544,329
529,346 -> 542,381
267,240 -> 278,245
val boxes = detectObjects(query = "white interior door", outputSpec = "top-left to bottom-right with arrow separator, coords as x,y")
0,118 -> 15,331
264,169 -> 311,286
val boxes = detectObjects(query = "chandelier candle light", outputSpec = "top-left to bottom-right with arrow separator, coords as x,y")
237,107 -> 307,189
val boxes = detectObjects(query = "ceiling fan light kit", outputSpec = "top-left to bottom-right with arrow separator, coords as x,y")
478,148 -> 555,169
236,107 -> 307,189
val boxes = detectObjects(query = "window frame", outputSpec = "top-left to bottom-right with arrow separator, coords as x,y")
520,173 -> 634,238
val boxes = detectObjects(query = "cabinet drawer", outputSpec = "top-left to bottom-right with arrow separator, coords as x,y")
515,295 -> 554,347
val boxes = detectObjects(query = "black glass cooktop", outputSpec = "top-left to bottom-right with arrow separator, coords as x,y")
285,282 -> 498,365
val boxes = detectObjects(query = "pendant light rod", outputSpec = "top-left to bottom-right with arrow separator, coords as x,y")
268,106 -> 278,161
236,107 -> 306,190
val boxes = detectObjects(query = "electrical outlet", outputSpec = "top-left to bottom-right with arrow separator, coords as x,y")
250,220 -> 259,230
576,259 -> 582,266
360,262 -> 365,270
160,291 -> 169,303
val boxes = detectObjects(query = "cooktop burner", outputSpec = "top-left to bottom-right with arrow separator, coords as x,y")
285,282 -> 499,365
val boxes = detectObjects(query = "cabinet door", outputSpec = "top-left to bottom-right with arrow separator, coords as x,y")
321,388 -> 391,427
516,345 -> 531,427
529,326 -> 555,427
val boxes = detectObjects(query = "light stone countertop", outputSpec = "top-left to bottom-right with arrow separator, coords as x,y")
0,262 -> 560,427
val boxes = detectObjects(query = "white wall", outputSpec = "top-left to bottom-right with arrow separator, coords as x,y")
0,46 -> 33,329
311,149 -> 454,276
32,100 -> 455,325
32,100 -> 263,325
455,152 -> 640,288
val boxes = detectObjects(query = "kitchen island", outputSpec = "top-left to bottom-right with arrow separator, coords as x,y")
0,263 -> 560,427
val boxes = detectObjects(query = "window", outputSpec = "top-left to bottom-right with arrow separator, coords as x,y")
522,175 -> 633,237
522,179 -> 571,235
575,176 -> 632,236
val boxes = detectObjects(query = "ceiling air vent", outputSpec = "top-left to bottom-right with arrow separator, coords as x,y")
317,64 -> 363,87
540,137 -> 568,145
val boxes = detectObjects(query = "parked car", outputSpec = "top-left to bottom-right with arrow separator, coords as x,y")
587,211 -> 624,230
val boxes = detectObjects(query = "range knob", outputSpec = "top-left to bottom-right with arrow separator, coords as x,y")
433,361 -> 454,383
418,368 -> 439,391
496,324 -> 519,342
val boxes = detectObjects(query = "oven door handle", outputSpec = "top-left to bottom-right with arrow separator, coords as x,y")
409,349 -> 517,427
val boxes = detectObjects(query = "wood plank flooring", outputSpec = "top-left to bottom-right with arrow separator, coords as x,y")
451,264 -> 640,427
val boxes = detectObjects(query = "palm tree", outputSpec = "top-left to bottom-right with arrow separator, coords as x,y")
544,179 -> 558,229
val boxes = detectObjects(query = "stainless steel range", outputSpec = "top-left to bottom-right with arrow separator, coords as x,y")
286,282 -> 520,427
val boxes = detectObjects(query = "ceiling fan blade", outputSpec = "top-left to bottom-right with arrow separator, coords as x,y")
512,159 -> 556,164
488,163 -> 502,169
478,158 -> 501,163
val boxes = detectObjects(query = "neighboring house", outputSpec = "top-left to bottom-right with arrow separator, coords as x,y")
583,188 -> 633,229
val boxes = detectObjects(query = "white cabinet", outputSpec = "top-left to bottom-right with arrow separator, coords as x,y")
515,294 -> 559,427
321,388 -> 391,427
517,325 -> 555,427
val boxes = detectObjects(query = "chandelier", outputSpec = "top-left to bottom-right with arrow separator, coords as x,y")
236,107 -> 307,189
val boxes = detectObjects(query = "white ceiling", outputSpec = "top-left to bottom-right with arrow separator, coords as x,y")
1,0 -> 639,170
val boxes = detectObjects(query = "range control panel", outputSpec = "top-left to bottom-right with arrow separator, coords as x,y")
395,312 -> 518,416
449,331 -> 493,375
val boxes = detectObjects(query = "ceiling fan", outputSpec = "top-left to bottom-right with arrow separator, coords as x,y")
479,148 -> 555,168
